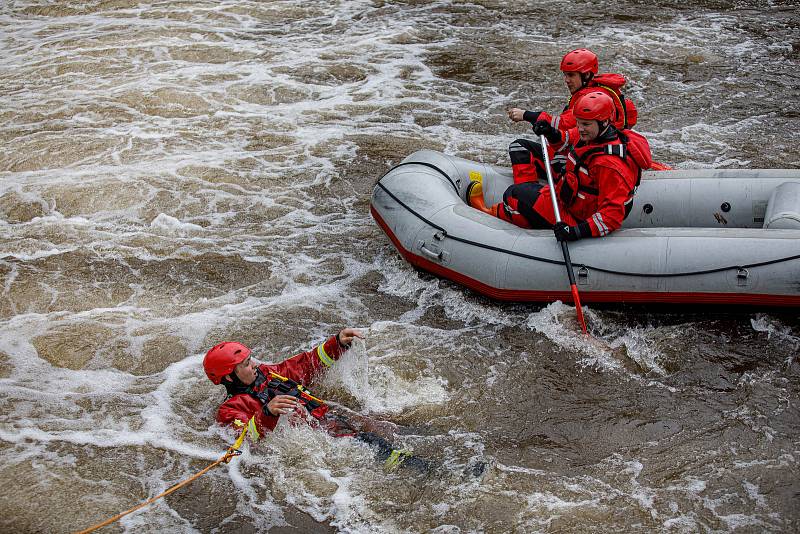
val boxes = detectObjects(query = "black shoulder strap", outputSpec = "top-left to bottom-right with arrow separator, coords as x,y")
604,144 -> 626,158
241,369 -> 272,405
618,91 -> 630,129
570,145 -> 618,174
569,135 -> 633,197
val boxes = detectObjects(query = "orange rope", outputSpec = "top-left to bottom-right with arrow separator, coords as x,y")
75,447 -> 241,534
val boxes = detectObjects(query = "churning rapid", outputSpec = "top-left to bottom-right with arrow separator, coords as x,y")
1,1 -> 798,532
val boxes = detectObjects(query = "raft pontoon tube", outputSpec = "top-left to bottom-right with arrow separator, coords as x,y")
370,150 -> 800,306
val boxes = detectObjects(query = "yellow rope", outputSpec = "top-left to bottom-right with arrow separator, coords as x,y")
75,446 -> 242,534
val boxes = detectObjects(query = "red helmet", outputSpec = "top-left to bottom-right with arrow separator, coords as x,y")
203,342 -> 251,384
560,48 -> 599,74
573,91 -> 615,122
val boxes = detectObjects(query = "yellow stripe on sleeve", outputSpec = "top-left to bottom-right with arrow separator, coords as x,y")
317,343 -> 334,367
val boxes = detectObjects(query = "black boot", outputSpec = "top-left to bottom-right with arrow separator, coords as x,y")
355,432 -> 434,473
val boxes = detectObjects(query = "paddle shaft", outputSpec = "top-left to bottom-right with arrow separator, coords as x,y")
539,135 -> 588,334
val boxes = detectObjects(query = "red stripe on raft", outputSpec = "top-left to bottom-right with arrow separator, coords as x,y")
370,205 -> 800,307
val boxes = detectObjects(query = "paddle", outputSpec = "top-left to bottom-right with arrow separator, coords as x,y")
539,135 -> 588,335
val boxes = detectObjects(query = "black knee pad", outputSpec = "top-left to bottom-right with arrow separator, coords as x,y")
508,138 -> 545,166
505,182 -> 552,228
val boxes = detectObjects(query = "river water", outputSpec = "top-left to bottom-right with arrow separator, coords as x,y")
1,1 -> 798,532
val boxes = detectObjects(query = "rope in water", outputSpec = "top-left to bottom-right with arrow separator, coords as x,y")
75,425 -> 252,534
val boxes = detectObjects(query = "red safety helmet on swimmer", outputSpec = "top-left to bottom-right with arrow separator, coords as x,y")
573,91 -> 615,122
560,48 -> 599,74
203,341 -> 251,384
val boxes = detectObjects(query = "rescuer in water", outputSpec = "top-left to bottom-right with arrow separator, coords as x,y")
203,328 -> 430,472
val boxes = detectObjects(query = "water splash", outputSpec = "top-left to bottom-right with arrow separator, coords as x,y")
524,301 -> 668,376
320,336 -> 449,414
751,314 -> 799,367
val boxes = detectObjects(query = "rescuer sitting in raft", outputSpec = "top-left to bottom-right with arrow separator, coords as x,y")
470,91 -> 652,241
203,327 -> 430,472
506,48 -> 639,185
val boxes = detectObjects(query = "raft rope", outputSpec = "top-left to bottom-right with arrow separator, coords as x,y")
378,161 -> 460,193
375,165 -> 800,278
75,428 -> 251,534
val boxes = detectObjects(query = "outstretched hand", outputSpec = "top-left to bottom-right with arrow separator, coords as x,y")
337,327 -> 365,346
507,107 -> 526,122
509,108 -> 544,125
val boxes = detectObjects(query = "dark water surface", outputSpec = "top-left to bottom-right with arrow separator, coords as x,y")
1,1 -> 798,532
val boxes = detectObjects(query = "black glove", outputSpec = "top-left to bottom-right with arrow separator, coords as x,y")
553,221 -> 590,242
533,120 -> 562,144
550,154 -> 567,175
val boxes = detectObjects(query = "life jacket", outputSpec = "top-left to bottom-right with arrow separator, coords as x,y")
557,73 -> 639,131
239,368 -> 329,420
560,127 -> 652,220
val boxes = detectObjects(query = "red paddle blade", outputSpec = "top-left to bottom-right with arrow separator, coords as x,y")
570,284 -> 588,334
650,161 -> 673,171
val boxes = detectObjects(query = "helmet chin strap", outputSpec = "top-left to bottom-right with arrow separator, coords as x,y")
581,72 -> 594,87
223,370 -> 258,396
596,121 -> 617,141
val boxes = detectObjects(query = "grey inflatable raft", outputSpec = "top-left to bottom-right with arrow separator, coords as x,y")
370,150 -> 800,307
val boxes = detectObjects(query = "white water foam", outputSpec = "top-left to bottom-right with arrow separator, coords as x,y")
321,336 -> 449,414
149,213 -> 205,236
751,314 -> 799,367
1,1 -> 798,532
524,300 -> 678,378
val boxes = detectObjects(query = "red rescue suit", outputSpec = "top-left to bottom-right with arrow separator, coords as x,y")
216,335 -> 345,435
555,73 -> 638,131
500,127 -> 652,237
213,336 -> 435,472
509,74 -> 637,185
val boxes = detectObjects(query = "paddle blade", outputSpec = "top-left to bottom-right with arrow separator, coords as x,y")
570,284 -> 588,334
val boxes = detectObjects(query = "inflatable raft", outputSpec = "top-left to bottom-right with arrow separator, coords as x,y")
370,150 -> 800,307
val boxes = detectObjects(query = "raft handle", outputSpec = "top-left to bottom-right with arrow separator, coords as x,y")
577,266 -> 589,285
737,268 -> 749,286
418,241 -> 448,263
